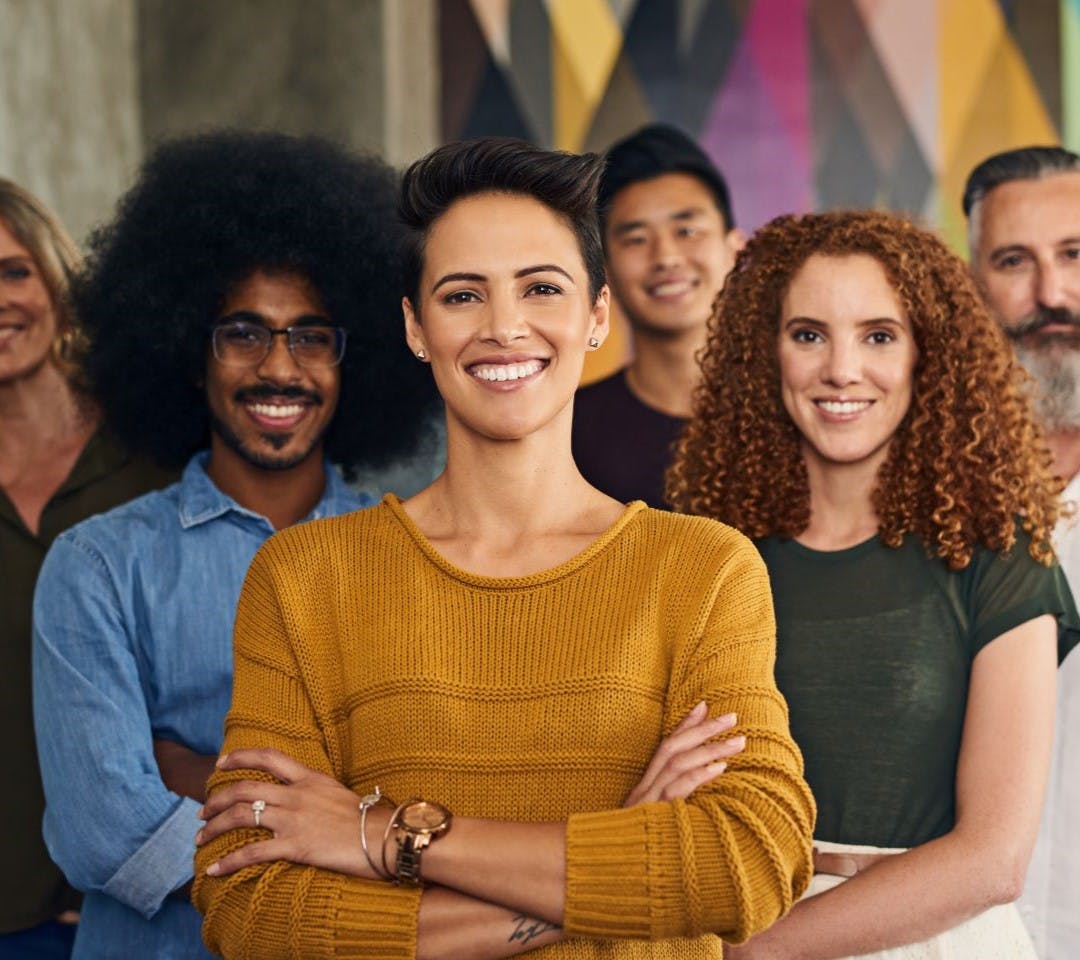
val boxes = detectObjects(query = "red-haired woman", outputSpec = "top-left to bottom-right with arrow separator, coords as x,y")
670,210 -> 1078,959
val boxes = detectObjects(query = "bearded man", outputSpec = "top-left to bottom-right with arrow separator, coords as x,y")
965,146 -> 1080,960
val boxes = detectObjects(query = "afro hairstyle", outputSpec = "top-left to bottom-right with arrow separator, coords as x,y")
78,129 -> 439,479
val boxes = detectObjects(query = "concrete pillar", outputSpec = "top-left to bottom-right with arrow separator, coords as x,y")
0,0 -> 141,243
137,0 -> 438,166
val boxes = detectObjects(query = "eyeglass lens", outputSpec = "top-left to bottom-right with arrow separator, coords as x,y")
212,321 -> 345,367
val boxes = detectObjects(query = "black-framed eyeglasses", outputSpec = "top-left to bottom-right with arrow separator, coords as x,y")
210,320 -> 347,368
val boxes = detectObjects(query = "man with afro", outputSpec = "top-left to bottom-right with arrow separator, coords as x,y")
30,131 -> 438,959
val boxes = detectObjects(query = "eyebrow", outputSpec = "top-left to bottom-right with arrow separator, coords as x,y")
987,243 -> 1030,261
218,310 -> 331,326
431,264 -> 574,294
610,206 -> 710,237
783,315 -> 906,329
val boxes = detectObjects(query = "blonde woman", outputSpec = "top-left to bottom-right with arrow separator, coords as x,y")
0,179 -> 170,956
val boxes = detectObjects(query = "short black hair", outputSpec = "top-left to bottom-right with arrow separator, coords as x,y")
962,145 -> 1080,217
598,123 -> 735,231
399,137 -> 606,304
78,130 -> 439,478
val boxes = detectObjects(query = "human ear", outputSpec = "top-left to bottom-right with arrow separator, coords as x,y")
587,285 -> 611,349
403,296 -> 427,360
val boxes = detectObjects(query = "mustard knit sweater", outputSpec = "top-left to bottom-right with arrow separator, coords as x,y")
194,496 -> 814,958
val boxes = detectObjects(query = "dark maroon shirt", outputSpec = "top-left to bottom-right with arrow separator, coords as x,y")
571,370 -> 687,510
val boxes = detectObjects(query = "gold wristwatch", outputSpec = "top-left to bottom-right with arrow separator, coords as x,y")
393,799 -> 453,886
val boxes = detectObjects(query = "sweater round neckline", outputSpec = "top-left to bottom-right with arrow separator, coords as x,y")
381,493 -> 648,589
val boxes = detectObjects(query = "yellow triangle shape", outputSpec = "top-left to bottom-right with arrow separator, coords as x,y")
939,30 -> 1059,253
940,0 -> 1006,166
550,0 -> 623,151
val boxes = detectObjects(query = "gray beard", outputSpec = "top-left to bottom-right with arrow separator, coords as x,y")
1014,341 -> 1080,432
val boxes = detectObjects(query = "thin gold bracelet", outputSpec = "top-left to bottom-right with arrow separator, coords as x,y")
358,787 -> 394,881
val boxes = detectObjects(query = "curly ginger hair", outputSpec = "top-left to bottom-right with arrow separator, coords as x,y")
667,210 -> 1061,569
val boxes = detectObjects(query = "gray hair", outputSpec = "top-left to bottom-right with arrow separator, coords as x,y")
963,146 -> 1080,254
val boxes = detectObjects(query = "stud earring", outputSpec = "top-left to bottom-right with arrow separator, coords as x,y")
587,337 -> 600,349
416,349 -> 426,360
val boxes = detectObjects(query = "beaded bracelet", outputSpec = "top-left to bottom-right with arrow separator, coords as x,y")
358,787 -> 395,881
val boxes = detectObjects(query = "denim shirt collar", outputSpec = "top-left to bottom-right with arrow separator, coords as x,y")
177,451 -> 361,531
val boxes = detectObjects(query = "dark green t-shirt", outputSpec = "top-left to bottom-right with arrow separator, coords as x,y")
757,532 -> 1080,849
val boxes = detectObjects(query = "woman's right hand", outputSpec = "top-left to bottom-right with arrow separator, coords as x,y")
623,702 -> 744,806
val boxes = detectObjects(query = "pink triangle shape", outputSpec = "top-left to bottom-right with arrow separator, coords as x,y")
701,6 -> 814,230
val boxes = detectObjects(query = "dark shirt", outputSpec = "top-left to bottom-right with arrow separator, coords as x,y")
571,370 -> 687,509
0,429 -> 174,933
758,532 -> 1079,849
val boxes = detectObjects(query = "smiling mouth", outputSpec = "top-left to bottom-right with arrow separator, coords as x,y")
236,387 -> 321,432
469,359 -> 548,382
647,278 -> 697,299
815,400 -> 873,416
0,324 -> 27,343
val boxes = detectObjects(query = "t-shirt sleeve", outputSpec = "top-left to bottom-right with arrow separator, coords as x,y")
968,531 -> 1080,663
562,528 -> 815,944
192,543 -> 422,960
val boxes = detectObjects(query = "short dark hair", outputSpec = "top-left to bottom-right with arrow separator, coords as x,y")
962,145 -> 1080,216
598,123 -> 735,232
399,137 -> 606,304
78,130 -> 439,478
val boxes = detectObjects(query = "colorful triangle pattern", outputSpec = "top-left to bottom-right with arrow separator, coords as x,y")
440,0 -> 1078,372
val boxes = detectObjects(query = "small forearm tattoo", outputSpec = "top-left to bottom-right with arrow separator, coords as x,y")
508,914 -> 562,945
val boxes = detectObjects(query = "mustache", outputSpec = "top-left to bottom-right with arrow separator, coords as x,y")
233,384 -> 323,406
1006,305 -> 1080,340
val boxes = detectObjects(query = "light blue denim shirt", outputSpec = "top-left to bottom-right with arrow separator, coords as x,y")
32,452 -> 371,960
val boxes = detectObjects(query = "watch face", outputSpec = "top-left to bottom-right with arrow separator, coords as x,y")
402,800 -> 450,831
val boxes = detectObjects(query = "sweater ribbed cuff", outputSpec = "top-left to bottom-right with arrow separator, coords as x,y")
564,801 -> 752,942
563,806 -> 654,938
204,871 -> 421,959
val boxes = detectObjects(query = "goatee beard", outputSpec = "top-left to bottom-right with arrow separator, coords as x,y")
209,412 -> 320,470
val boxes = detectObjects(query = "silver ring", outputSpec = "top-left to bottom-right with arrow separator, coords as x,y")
252,799 -> 266,828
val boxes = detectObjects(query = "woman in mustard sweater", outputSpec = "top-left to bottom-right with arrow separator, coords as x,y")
193,138 -> 814,959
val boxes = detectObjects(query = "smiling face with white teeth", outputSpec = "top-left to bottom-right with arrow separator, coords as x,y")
0,219 -> 58,386
778,253 -> 918,479
205,270 -> 340,474
404,192 -> 609,443
604,172 -> 742,338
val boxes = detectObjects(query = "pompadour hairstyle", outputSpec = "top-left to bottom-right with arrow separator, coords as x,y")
77,130 -> 439,477
398,137 -> 606,304
668,210 -> 1061,570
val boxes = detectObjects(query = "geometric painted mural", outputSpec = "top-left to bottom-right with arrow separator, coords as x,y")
442,0 -> 1079,378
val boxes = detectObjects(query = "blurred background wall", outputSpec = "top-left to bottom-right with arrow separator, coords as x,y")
0,0 -> 438,243
1,0 -> 1077,382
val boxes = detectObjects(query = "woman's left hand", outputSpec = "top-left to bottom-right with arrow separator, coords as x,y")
196,748 -> 378,879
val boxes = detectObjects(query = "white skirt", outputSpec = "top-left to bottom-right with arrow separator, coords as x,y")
804,840 -> 1037,960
